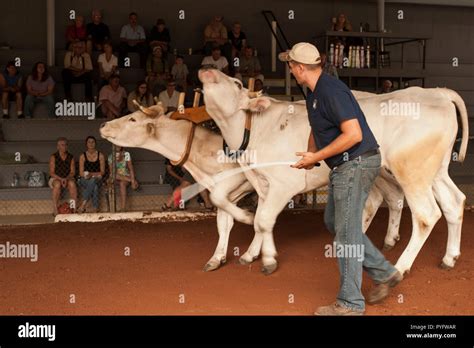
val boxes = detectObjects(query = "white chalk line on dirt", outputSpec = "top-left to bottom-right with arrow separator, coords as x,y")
54,210 -> 217,223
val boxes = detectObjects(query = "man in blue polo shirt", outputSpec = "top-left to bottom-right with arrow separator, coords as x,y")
280,42 -> 402,315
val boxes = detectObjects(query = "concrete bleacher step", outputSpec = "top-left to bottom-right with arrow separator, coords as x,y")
0,140 -> 164,163
0,49 -> 46,66
0,160 -> 167,187
1,119 -> 105,141
119,68 -> 146,84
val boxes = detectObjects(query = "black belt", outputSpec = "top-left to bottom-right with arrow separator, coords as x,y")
350,148 -> 380,162
332,148 -> 380,170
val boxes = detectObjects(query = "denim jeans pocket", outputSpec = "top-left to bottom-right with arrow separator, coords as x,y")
331,166 -> 355,201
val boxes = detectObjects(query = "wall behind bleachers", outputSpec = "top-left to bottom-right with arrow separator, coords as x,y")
0,0 -> 46,49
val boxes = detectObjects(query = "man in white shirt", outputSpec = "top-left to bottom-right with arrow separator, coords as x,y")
61,41 -> 94,101
118,12 -> 147,68
201,47 -> 229,74
158,80 -> 180,113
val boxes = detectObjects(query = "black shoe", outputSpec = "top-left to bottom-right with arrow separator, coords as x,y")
2,114 -> 9,119
17,114 -> 24,119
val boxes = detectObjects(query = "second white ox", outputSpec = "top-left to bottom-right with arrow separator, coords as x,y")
99,102 -> 403,273
199,68 -> 469,276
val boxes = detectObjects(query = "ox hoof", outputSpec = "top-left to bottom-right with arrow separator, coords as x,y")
439,261 -> 454,270
383,243 -> 395,251
261,263 -> 278,275
239,254 -> 257,265
203,258 -> 226,272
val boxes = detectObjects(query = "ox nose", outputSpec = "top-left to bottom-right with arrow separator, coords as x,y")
199,68 -> 217,83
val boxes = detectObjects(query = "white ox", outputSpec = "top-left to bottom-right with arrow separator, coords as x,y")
199,68 -> 469,276
99,102 -> 404,273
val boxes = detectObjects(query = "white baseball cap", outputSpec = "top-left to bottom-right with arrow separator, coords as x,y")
278,42 -> 321,65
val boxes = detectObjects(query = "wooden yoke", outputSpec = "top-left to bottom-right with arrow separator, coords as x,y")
169,89 -> 211,124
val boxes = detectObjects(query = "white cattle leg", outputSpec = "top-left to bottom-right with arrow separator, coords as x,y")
362,184 -> 384,233
254,187 -> 295,275
363,176 -> 404,250
432,169 -> 465,269
205,180 -> 255,271
204,208 -> 234,271
239,196 -> 265,265
394,186 -> 442,275
210,179 -> 255,225
378,178 -> 405,250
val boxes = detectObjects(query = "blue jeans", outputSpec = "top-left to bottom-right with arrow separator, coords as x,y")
24,95 -> 55,118
79,177 -> 101,209
324,153 -> 397,312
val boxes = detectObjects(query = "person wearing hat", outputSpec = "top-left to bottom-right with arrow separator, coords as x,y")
281,42 -> 403,315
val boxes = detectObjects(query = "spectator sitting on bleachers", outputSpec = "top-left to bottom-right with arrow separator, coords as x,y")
78,136 -> 105,213
158,80 -> 180,113
119,12 -> 147,68
228,22 -> 247,60
127,80 -> 154,112
65,15 -> 87,51
97,41 -> 118,87
108,146 -> 138,212
234,46 -> 263,84
330,13 -> 362,48
171,55 -> 188,91
201,46 -> 229,74
0,61 -> 23,119
49,137 -> 78,216
86,9 -> 111,53
203,15 -> 232,63
149,18 -> 171,55
99,74 -> 127,119
146,46 -> 169,95
382,80 -> 393,94
62,40 -> 93,101
24,62 -> 55,118
254,78 -> 269,96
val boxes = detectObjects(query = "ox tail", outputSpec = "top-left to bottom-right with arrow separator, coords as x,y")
441,88 -> 469,163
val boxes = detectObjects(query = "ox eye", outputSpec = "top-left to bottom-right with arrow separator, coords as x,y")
234,81 -> 242,90
129,117 -> 136,122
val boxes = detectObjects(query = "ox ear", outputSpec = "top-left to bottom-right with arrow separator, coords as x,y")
244,97 -> 272,113
146,122 -> 155,136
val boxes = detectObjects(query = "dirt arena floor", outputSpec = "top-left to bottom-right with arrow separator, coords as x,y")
0,208 -> 472,315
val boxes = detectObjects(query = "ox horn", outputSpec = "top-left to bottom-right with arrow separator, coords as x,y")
248,90 -> 263,98
133,99 -> 155,117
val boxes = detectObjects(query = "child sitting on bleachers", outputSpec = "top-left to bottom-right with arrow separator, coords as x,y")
0,61 -> 23,119
171,55 -> 189,92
